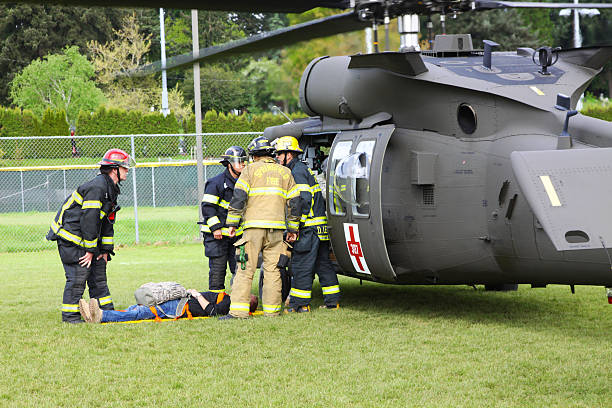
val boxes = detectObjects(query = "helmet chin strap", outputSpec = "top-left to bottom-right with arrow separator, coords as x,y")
228,163 -> 241,178
116,167 -> 123,186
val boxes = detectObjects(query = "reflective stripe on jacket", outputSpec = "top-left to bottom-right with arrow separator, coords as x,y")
201,168 -> 242,237
227,157 -> 301,232
287,158 -> 329,241
46,173 -> 119,253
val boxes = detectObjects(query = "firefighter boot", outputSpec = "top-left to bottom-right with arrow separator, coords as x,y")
284,305 -> 311,314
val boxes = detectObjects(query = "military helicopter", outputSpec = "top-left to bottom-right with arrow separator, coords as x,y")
9,0 -> 612,299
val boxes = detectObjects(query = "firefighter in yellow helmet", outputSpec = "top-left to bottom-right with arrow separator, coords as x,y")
220,136 -> 301,319
274,136 -> 340,312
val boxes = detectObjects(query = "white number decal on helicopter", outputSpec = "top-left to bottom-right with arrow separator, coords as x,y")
343,223 -> 371,275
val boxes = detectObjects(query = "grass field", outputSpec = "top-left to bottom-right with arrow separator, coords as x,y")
0,206 -> 200,252
0,244 -> 610,407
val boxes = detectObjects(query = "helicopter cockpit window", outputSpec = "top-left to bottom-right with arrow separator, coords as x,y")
332,140 -> 375,217
329,141 -> 352,216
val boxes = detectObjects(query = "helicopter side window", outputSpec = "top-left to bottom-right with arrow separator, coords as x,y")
329,141 -> 352,216
353,140 -> 375,216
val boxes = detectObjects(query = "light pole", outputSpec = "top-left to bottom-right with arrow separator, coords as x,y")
159,8 -> 169,117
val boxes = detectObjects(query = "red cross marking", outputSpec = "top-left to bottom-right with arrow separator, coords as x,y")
347,225 -> 365,271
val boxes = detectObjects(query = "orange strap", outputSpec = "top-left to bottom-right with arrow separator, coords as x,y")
149,306 -> 162,322
176,303 -> 193,320
216,292 -> 227,304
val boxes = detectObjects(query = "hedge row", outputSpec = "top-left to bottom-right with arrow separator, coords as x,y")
582,105 -> 612,122
0,107 -> 304,160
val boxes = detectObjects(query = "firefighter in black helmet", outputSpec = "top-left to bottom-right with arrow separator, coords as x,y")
200,146 -> 247,293
46,149 -> 130,323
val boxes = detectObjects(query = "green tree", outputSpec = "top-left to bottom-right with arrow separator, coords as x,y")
242,58 -> 294,113
445,10 -> 540,50
0,4 -> 124,105
182,64 -> 250,113
9,46 -> 105,125
89,14 -> 192,123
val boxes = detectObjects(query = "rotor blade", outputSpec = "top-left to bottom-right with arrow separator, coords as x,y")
133,11 -> 369,75
3,0 -> 350,12
474,1 -> 612,10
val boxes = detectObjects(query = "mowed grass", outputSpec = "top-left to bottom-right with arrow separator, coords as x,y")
0,206 -> 200,252
0,244 -> 611,407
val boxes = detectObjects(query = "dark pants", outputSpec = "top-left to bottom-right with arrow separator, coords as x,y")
58,243 -> 114,322
204,234 -> 237,293
288,228 -> 340,308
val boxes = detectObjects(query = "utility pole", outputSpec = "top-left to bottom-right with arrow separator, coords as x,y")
573,0 -> 582,48
160,8 -> 169,117
192,9 -> 204,220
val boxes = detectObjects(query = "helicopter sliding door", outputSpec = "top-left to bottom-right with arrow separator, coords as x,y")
326,125 -> 396,282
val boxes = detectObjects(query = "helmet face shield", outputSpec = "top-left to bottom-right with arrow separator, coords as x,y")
221,146 -> 247,167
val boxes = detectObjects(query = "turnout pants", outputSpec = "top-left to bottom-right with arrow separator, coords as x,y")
289,228 -> 340,308
204,234 -> 237,293
229,228 -> 284,317
58,243 -> 114,322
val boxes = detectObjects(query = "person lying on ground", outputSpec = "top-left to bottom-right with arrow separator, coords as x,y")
79,290 -> 258,323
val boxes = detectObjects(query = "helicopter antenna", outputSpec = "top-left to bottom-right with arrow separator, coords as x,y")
384,6 -> 390,51
440,12 -> 446,35
599,237 -> 612,271
272,106 -> 294,123
372,21 -> 379,53
427,17 -> 434,49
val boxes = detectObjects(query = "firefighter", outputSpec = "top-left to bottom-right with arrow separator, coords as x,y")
220,136 -> 301,319
274,136 -> 340,312
200,146 -> 247,293
46,149 -> 130,323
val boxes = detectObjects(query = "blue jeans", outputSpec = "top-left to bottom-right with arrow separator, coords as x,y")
101,299 -> 181,323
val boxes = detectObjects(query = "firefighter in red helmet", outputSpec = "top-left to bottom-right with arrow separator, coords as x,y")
46,148 -> 131,323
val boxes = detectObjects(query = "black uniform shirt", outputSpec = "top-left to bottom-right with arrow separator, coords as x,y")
184,291 -> 231,317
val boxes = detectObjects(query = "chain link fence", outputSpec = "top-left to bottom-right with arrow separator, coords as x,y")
0,132 -> 262,252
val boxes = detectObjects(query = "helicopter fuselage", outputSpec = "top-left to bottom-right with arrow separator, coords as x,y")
267,44 -> 612,287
